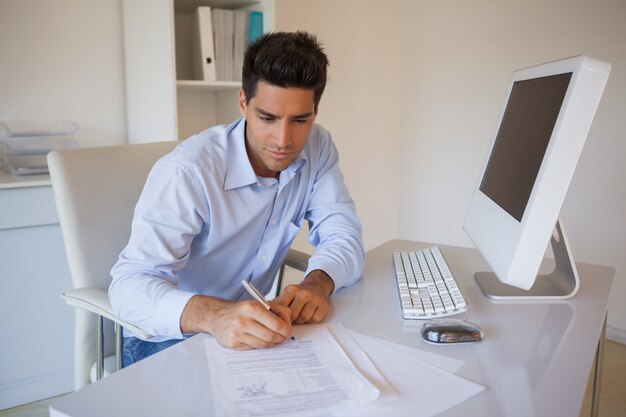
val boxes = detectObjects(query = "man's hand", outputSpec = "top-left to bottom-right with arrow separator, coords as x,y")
180,295 -> 293,350
274,269 -> 335,324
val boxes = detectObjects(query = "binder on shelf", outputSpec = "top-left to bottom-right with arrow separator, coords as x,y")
191,7 -> 216,81
233,10 -> 247,81
248,11 -> 263,44
211,8 -> 226,81
222,9 -> 235,82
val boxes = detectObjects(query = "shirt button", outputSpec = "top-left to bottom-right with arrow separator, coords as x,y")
261,255 -> 267,261
271,219 -> 276,225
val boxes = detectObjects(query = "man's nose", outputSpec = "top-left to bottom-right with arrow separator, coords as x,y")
274,120 -> 291,148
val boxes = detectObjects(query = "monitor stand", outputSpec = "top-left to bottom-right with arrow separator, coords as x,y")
475,219 -> 580,300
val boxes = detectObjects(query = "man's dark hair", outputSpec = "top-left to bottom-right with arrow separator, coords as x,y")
242,31 -> 329,110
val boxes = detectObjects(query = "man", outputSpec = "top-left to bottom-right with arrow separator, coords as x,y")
109,31 -> 364,367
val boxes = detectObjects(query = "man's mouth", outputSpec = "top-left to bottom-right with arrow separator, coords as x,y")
267,149 -> 293,160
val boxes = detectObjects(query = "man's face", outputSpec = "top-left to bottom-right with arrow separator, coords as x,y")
239,81 -> 317,178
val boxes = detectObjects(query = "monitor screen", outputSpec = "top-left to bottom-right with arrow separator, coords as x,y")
480,73 -> 572,222
463,56 -> 610,296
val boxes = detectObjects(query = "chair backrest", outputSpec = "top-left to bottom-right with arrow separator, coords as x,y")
48,141 -> 178,388
48,141 -> 178,290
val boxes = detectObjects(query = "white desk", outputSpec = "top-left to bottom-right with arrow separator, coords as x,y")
49,240 -> 614,417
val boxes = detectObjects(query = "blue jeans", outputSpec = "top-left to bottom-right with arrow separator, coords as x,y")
122,337 -> 184,368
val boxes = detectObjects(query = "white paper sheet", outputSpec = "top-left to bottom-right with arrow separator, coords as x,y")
348,331 -> 465,373
325,324 -> 399,401
205,324 -> 379,417
334,330 -> 485,417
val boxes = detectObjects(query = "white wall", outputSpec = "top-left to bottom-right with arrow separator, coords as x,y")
0,0 -> 127,147
277,0 -> 626,340
276,0 -> 406,252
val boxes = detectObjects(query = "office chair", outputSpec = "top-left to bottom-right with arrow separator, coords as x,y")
48,141 -> 310,390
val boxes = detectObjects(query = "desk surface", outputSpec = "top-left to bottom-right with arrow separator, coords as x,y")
50,240 -> 614,417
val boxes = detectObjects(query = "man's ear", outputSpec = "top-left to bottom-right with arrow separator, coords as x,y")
238,88 -> 247,116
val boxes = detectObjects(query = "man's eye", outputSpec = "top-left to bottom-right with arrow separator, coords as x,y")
259,116 -> 274,123
294,119 -> 308,124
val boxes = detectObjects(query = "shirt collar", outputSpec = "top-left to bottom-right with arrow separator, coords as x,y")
224,119 -> 257,191
224,118 -> 309,191
279,153 -> 307,186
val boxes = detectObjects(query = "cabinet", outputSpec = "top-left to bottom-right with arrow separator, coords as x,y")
122,0 -> 274,143
0,176 -> 74,409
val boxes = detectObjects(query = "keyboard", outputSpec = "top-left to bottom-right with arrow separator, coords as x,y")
392,246 -> 468,319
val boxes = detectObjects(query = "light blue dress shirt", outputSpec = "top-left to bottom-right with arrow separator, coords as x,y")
109,118 -> 364,341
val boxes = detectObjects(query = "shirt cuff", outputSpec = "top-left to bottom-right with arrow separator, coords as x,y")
154,288 -> 196,339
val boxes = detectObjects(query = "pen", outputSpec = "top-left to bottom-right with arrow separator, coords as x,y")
241,280 -> 271,310
241,280 -> 295,341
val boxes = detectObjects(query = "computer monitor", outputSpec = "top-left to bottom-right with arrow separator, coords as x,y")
463,55 -> 610,300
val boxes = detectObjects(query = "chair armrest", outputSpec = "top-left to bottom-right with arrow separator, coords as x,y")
61,287 -> 153,340
284,249 -> 310,272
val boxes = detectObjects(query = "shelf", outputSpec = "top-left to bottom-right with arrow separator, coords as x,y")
176,80 -> 242,91
0,171 -> 51,189
174,0 -> 259,13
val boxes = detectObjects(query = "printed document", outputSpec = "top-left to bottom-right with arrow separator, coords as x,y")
205,324 -> 379,417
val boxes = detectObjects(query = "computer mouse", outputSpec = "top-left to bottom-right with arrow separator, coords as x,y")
421,318 -> 483,344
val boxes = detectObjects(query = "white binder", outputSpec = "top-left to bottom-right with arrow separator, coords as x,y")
191,6 -> 216,81
222,9 -> 235,82
211,8 -> 225,80
233,9 -> 247,81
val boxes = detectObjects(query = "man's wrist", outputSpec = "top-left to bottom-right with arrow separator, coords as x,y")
180,294 -> 227,335
303,269 -> 335,297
